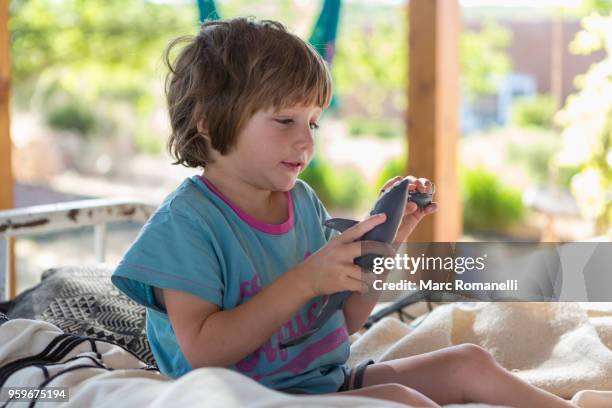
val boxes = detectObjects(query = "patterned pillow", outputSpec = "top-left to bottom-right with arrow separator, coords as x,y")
0,264 -> 155,367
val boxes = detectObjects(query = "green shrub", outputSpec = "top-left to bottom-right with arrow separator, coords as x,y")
506,141 -> 558,185
512,94 -> 556,129
328,169 -> 368,209
558,164 -> 581,191
506,139 -> 582,191
347,116 -> 403,139
299,160 -> 367,210
461,167 -> 526,233
45,99 -> 97,137
375,156 -> 406,193
299,160 -> 334,206
134,128 -> 163,155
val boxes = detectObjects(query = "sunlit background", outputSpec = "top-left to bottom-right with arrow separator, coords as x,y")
5,0 -> 612,292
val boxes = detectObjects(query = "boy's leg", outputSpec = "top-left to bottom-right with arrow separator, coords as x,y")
360,344 -> 576,408
338,383 -> 440,407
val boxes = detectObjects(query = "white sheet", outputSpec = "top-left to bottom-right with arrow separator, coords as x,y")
3,302 -> 611,407
0,318 -> 502,408
348,302 -> 612,407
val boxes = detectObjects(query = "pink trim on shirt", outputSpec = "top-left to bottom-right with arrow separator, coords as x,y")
198,175 -> 294,235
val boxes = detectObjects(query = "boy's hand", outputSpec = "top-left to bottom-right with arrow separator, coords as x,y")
379,175 -> 438,243
296,214 -> 395,297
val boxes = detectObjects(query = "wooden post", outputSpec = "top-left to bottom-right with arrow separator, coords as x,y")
407,0 -> 462,242
1,0 -> 16,298
0,1 -> 12,210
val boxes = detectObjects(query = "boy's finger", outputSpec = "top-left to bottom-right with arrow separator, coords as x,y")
345,240 -> 395,260
405,201 -> 418,214
347,271 -> 371,294
360,240 -> 397,257
425,202 -> 438,214
345,241 -> 366,259
379,176 -> 403,195
348,279 -> 369,294
339,213 -> 387,243
346,265 -> 366,282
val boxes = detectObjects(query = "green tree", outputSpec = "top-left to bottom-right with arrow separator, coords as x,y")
333,6 -> 511,118
579,0 -> 612,14
210,0 -> 318,35
10,0 -> 195,83
333,4 -> 407,117
461,21 -> 512,99
9,0 -> 196,150
555,12 -> 612,234
512,94 -> 556,129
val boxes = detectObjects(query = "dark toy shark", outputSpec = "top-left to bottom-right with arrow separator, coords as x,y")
280,177 -> 434,348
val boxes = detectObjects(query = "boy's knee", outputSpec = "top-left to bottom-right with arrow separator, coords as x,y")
457,344 -> 494,361
452,344 -> 498,373
384,382 -> 410,397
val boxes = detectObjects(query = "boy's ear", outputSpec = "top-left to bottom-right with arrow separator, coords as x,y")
197,119 -> 211,141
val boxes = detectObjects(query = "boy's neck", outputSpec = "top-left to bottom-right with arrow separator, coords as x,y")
201,168 -> 287,224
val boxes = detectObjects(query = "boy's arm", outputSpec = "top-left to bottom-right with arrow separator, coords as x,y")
342,292 -> 377,335
342,269 -> 391,335
165,264 -> 312,369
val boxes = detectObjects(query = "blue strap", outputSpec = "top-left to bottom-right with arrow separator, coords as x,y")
195,0 -> 342,68
197,0 -> 220,22
308,0 -> 341,65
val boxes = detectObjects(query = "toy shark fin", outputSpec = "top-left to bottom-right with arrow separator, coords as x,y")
323,218 -> 358,232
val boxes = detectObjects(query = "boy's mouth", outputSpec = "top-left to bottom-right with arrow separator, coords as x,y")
281,161 -> 303,171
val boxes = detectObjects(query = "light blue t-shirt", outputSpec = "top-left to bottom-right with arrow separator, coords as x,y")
111,175 -> 349,393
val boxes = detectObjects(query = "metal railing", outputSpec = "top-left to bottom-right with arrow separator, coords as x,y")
0,198 -> 156,301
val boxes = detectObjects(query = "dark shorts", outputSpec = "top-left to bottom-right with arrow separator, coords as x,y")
280,359 -> 375,395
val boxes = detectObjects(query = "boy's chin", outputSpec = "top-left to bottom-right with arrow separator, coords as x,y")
274,176 -> 298,192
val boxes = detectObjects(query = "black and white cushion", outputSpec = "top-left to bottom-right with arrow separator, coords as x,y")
0,264 -> 155,367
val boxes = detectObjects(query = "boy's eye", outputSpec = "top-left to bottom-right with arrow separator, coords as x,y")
275,119 -> 294,125
275,118 -> 319,131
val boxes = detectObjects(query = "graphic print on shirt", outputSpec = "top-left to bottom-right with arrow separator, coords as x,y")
234,250 -> 347,379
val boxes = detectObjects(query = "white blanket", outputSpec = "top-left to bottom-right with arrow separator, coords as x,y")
0,319 -> 405,408
1,302 -> 611,407
0,318 -> 496,408
348,302 -> 612,407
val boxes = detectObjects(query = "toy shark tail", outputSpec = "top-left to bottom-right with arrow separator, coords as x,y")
279,291 -> 351,349
324,218 -> 358,233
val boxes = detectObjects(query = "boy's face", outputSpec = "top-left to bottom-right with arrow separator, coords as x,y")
220,104 -> 321,192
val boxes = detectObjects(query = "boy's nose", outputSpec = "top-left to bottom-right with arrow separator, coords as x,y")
293,127 -> 315,149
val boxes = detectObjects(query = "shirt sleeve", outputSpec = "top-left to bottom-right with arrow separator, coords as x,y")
299,180 -> 340,242
316,196 -> 340,242
111,209 -> 224,313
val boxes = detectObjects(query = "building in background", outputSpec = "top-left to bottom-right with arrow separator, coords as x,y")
462,18 -> 605,132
